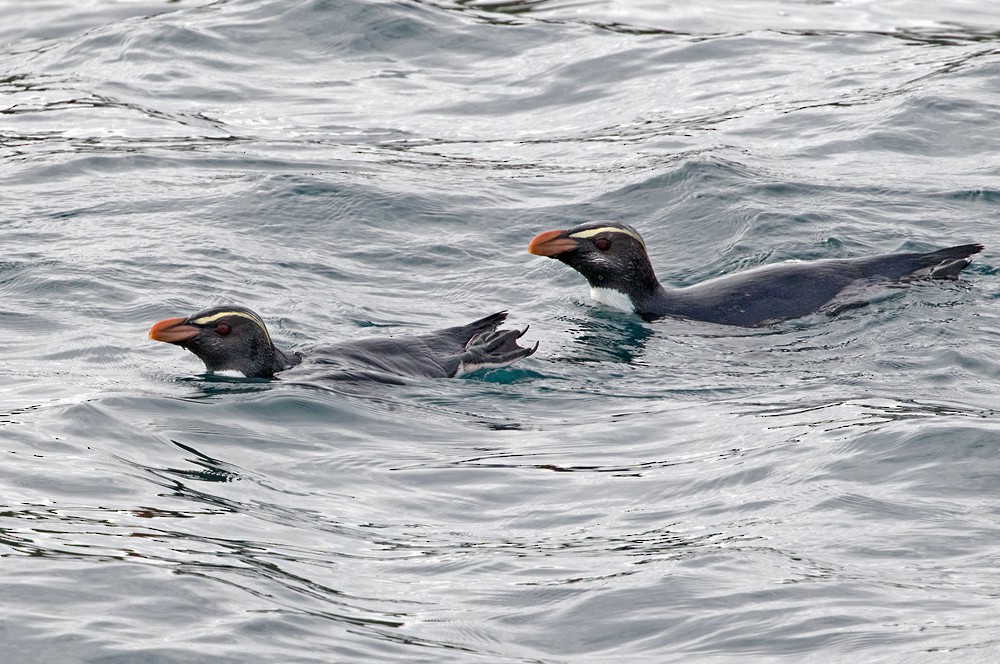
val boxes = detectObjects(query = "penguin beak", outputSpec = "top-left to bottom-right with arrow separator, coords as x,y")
528,229 -> 579,257
149,317 -> 200,344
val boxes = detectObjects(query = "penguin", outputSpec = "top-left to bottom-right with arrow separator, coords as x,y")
149,305 -> 537,381
529,221 -> 983,326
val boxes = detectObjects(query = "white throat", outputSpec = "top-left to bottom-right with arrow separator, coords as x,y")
589,286 -> 635,313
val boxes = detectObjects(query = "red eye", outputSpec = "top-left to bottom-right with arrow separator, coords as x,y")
215,323 -> 231,336
595,237 -> 611,251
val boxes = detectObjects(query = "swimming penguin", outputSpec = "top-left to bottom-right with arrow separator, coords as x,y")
529,221 -> 983,326
149,305 -> 537,381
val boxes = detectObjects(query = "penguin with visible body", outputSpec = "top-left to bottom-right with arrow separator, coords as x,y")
149,305 -> 536,381
529,221 -> 983,326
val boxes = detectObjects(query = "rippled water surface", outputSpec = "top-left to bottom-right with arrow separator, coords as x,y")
3,0 -> 1000,661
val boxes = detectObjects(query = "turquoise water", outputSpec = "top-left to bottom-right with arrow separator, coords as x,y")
3,1 -> 1000,661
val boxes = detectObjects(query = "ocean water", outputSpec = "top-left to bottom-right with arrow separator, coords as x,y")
2,0 -> 1000,661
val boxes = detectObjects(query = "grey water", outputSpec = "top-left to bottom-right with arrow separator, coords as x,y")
3,0 -> 1000,661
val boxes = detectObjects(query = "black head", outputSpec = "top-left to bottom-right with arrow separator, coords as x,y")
528,221 -> 661,307
149,305 -> 299,378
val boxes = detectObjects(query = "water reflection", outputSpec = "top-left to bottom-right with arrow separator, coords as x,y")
739,397 -> 993,433
402,447 -> 748,475
0,501 -> 410,630
558,308 -> 654,365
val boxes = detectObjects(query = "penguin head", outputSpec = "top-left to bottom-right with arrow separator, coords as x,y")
149,305 -> 297,378
528,221 -> 660,309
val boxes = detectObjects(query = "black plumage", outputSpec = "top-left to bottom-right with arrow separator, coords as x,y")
149,305 -> 537,381
529,221 -> 983,327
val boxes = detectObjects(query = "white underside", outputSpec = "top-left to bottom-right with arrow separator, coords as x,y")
456,359 -> 515,377
590,286 -> 635,313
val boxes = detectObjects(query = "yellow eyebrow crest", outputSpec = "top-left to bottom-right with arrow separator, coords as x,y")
191,311 -> 273,344
568,226 -> 645,248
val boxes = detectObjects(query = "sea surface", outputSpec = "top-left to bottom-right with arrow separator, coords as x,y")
3,1 -> 1000,661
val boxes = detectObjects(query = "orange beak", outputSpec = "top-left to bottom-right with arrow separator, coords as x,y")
528,229 -> 578,257
149,317 -> 200,344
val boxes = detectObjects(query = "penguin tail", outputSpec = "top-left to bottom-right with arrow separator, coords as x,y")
924,244 -> 984,279
865,243 -> 984,281
460,311 -> 509,336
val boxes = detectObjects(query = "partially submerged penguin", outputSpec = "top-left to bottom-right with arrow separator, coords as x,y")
529,221 -> 983,327
149,306 -> 537,381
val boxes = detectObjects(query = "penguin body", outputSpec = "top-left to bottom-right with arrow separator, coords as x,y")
529,221 -> 983,326
150,306 -> 536,381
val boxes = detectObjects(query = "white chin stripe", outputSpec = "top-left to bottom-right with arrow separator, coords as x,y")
590,287 -> 635,312
568,226 -> 645,248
